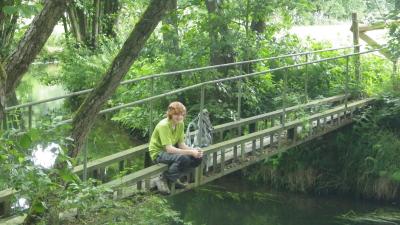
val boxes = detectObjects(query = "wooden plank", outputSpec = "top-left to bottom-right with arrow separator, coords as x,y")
101,163 -> 167,190
73,144 -> 148,174
0,189 -> 16,202
359,32 -> 392,59
358,20 -> 400,32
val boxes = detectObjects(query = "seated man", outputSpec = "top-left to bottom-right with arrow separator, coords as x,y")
149,101 -> 203,194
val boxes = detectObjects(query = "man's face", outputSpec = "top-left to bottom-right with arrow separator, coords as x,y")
171,113 -> 185,123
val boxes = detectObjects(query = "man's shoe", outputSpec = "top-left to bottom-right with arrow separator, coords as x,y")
174,179 -> 188,189
155,176 -> 170,195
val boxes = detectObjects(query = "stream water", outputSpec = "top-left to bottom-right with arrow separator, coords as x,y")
170,174 -> 400,225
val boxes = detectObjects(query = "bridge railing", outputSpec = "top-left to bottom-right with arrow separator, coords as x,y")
2,44 -> 361,131
71,94 -> 346,179
195,98 -> 374,186
0,94 -> 347,218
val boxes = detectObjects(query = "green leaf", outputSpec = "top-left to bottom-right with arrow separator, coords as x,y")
20,134 -> 32,149
32,201 -> 46,213
58,168 -> 78,183
390,171 -> 400,182
2,6 -> 18,15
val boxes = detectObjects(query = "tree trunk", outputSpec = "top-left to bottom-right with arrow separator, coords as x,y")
0,0 -> 20,58
162,0 -> 180,55
68,0 -> 173,158
76,6 -> 88,44
5,90 -> 24,129
162,0 -> 185,102
205,0 -> 235,74
0,61 -> 6,122
92,0 -> 101,48
4,0 -> 70,97
67,5 -> 83,43
62,15 -> 69,39
103,0 -> 119,38
66,0 -> 119,47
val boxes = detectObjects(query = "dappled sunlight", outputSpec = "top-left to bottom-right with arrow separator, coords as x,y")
31,143 -> 61,169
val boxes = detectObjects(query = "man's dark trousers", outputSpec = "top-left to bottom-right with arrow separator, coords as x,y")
155,151 -> 202,182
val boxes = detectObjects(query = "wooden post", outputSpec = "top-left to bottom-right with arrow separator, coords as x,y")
220,149 -> 225,173
83,134 -> 89,181
194,161 -> 203,187
287,127 -> 295,141
282,68 -> 288,127
28,105 -> 32,129
145,77 -> 155,168
197,84 -> 205,145
352,13 -> 361,86
345,56 -> 350,110
304,54 -> 309,102
393,60 -> 398,90
0,199 -> 11,217
240,142 -> 245,161
119,160 -> 125,172
233,145 -> 238,160
213,152 -> 218,172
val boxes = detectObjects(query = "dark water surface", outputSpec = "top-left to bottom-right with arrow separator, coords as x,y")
170,174 -> 400,225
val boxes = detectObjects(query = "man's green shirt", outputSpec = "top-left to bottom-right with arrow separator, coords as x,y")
149,117 -> 185,160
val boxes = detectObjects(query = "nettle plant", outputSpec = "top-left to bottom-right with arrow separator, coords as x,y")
0,128 -> 110,221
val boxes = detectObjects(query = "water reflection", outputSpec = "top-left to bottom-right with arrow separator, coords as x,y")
170,175 -> 400,225
12,198 -> 29,210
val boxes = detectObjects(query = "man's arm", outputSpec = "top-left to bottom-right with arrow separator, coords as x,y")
177,142 -> 203,158
165,144 -> 195,156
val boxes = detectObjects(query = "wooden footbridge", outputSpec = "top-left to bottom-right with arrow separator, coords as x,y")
0,43 -> 392,223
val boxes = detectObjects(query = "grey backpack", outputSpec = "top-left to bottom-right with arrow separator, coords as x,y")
185,109 -> 214,148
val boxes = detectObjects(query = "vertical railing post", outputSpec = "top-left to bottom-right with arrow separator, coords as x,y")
149,77 -> 155,134
195,84 -> 205,187
237,80 -> 242,136
393,60 -> 398,91
281,68 -> 288,127
352,13 -> 361,93
345,56 -> 350,110
197,84 -> 205,145
145,77 -> 155,168
304,53 -> 309,103
28,105 -> 32,129
83,131 -> 89,182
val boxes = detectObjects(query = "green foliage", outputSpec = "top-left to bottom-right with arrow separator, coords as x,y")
0,127 -> 112,221
63,194 -> 189,225
2,3 -> 43,18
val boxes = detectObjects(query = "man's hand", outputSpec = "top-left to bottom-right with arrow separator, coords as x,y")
192,148 -> 203,158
